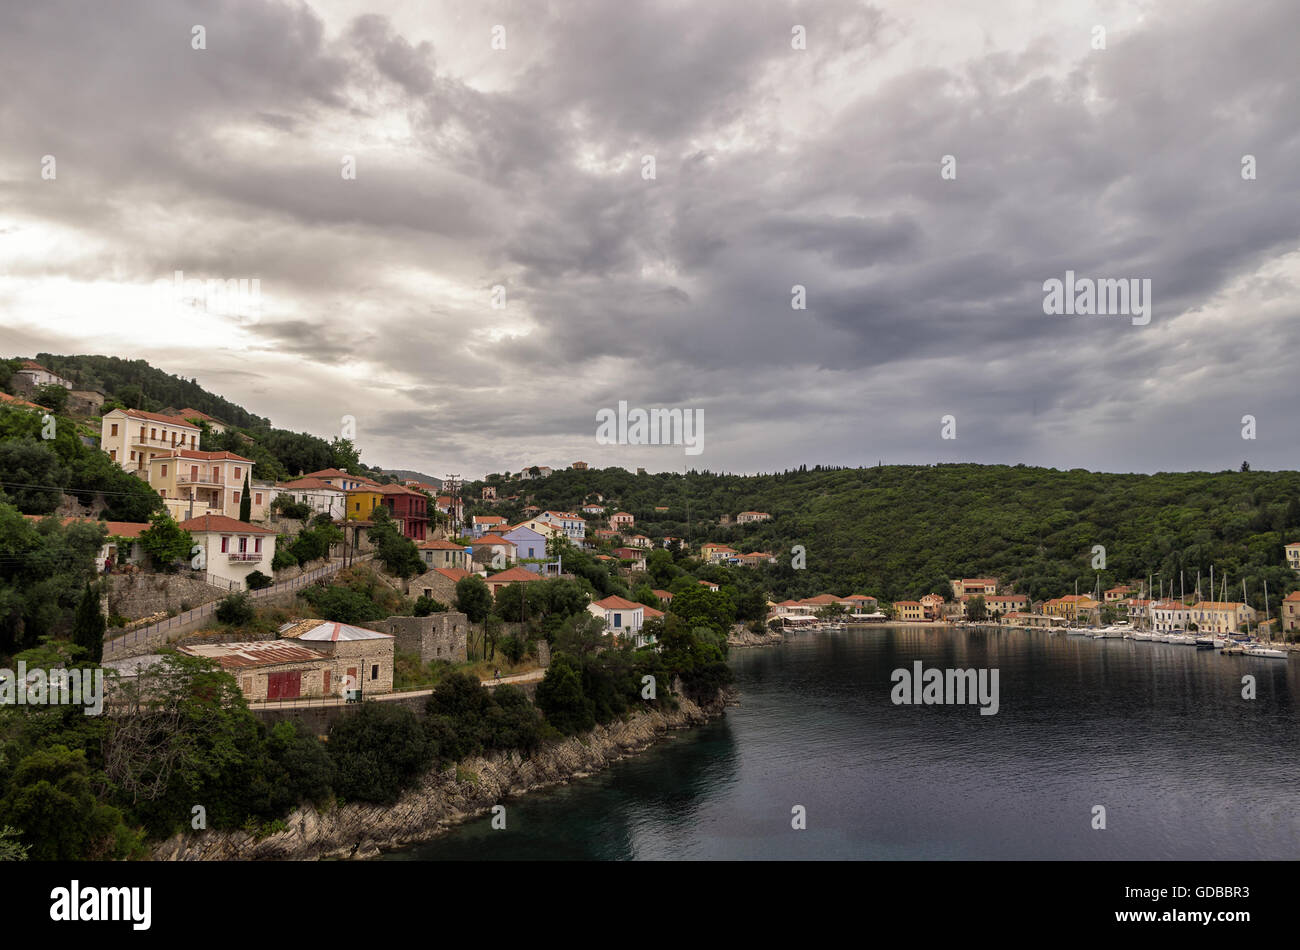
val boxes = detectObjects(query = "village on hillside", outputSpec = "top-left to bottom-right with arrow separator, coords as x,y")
3,357 -> 1299,713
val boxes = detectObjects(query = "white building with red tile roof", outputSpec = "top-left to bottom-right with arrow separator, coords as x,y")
587,594 -> 647,644
276,477 -> 346,519
537,510 -> 586,541
178,514 -> 278,589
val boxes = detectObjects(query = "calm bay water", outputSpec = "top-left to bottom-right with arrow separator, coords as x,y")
381,626 -> 1300,860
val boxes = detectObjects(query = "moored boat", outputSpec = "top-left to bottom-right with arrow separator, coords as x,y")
1245,646 -> 1287,659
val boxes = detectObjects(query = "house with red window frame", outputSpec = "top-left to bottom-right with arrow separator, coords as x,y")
178,514 -> 278,589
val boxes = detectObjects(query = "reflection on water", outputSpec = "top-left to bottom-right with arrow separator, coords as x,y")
382,626 -> 1300,860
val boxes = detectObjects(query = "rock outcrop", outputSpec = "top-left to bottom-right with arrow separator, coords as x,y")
151,688 -> 732,861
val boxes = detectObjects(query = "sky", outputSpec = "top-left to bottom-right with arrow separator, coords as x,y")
1,0 -> 1297,479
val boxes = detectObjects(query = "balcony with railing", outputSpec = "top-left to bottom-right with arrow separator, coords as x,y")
178,472 -> 226,487
131,434 -> 198,450
228,551 -> 263,562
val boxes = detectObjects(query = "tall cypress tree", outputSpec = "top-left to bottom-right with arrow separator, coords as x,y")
240,472 -> 252,522
72,583 -> 105,664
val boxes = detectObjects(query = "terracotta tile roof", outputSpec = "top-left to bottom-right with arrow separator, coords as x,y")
22,514 -> 150,537
152,449 -> 252,462
277,477 -> 344,491
177,514 -> 277,534
472,536 -> 516,547
115,408 -> 200,428
418,539 -> 470,550
432,568 -> 471,581
541,510 -> 585,522
642,605 -> 665,620
179,641 -> 324,669
178,408 -> 225,424
591,595 -> 645,610
487,566 -> 544,583
0,392 -> 43,410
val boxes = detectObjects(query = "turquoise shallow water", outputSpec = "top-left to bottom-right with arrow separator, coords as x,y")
379,626 -> 1300,860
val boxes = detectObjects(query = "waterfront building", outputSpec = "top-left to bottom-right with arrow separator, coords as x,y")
894,601 -> 926,621
1188,601 -> 1257,634
1281,591 -> 1300,635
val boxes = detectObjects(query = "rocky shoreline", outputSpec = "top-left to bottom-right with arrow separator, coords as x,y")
727,625 -> 785,647
150,687 -> 734,861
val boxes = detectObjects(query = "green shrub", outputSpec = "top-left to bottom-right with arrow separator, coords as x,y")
327,703 -> 434,805
215,592 -> 255,626
245,570 -> 273,591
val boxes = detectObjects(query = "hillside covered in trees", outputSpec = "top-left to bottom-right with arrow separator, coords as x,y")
2,354 -> 383,484
471,464 -> 1300,608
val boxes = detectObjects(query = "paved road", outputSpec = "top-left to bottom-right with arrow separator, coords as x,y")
246,668 -> 546,711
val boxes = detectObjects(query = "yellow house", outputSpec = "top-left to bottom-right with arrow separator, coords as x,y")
345,488 -> 384,520
148,449 -> 254,520
101,408 -> 200,475
894,601 -> 926,621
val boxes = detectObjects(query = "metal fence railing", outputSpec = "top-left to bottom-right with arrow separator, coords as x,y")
103,554 -> 374,658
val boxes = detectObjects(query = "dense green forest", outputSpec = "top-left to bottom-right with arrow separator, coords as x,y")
30,354 -> 270,430
7,355 -> 1297,610
470,464 -> 1300,608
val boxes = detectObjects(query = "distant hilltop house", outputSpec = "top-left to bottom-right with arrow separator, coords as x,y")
1104,585 -> 1137,602
700,542 -> 738,564
482,485 -> 497,500
100,408 -> 200,474
735,511 -> 771,524
571,461 -> 588,470
177,407 -> 229,434
609,512 -> 634,529
582,504 -> 605,515
12,360 -> 72,391
519,466 -> 553,479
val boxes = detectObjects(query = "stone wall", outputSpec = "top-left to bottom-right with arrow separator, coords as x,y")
371,613 -> 468,664
104,572 -> 229,621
